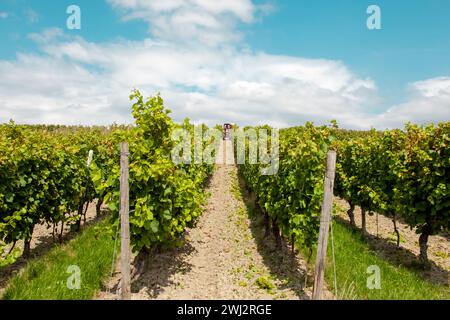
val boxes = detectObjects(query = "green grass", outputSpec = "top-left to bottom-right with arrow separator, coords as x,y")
321,220 -> 450,300
255,276 -> 275,293
2,218 -> 115,300
435,251 -> 449,259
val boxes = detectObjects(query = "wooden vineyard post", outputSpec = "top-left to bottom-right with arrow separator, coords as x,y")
312,150 -> 337,300
120,142 -> 131,300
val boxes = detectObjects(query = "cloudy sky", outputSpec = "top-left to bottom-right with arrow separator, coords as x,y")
0,0 -> 449,129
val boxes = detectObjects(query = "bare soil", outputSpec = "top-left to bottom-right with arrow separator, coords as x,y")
98,162 -> 331,300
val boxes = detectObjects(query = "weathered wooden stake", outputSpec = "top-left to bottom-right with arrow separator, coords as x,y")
312,150 -> 337,300
120,142 -> 131,300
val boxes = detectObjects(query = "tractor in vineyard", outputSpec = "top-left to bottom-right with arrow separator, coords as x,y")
223,123 -> 232,140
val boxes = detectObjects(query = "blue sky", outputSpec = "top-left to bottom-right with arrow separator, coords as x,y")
246,0 -> 450,109
0,0 -> 449,128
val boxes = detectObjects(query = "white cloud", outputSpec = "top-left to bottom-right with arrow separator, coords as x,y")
411,77 -> 450,98
0,0 -> 448,129
28,28 -> 64,44
107,0 -> 256,47
0,34 -> 379,128
108,0 -> 255,22
0,12 -> 9,19
369,77 -> 450,129
0,54 -> 129,125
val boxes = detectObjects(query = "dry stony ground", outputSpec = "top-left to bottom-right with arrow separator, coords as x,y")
335,199 -> 450,285
99,141 -> 332,300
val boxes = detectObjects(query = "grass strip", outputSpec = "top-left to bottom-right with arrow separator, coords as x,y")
2,218 -> 115,300
320,215 -> 450,300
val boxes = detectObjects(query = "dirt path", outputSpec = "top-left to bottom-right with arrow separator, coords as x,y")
99,142 -> 327,300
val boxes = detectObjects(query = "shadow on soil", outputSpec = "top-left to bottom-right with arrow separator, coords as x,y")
0,210 -> 106,292
123,243 -> 195,298
334,215 -> 449,286
123,176 -> 216,298
234,169 -> 311,300
125,168 -> 312,300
